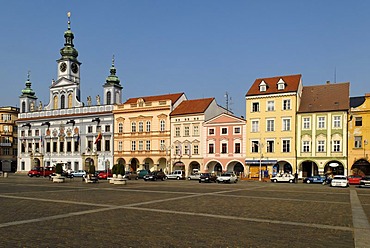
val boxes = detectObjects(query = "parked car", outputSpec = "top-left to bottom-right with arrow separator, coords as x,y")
216,172 -> 238,183
71,170 -> 86,177
28,167 -> 55,177
97,170 -> 113,179
166,170 -> 185,180
330,175 -> 349,188
137,170 -> 150,179
348,175 -> 363,185
270,173 -> 295,183
303,175 -> 326,184
187,173 -> 200,180
143,171 -> 166,181
199,173 -> 217,183
124,171 -> 138,180
359,176 -> 370,188
48,171 -> 74,180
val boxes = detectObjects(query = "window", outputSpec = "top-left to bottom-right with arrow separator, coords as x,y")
96,139 -> 101,151
282,140 -> 290,153
333,116 -> 341,128
282,118 -> 291,131
208,143 -> 214,154
267,101 -> 275,111
184,144 -> 190,155
146,121 -> 151,132
53,141 -> 57,152
303,117 -> 310,129
193,125 -> 199,136
221,127 -> 228,135
251,120 -> 259,133
302,141 -> 310,152
61,95 -> 65,109
118,141 -> 123,151
318,117 -> 325,129
67,141 -> 72,152
252,102 -> 260,112
118,123 -> 123,133
252,141 -> 259,153
234,143 -> 241,153
105,125 -> 111,132
184,126 -> 190,136
87,141 -> 93,151
355,117 -> 362,126
266,140 -> 274,153
176,145 -> 182,155
46,142 -> 51,153
266,119 -> 274,132
105,140 -> 110,151
317,140 -> 325,152
193,144 -> 199,155
175,127 -> 180,137
208,128 -> 215,135
131,141 -> 136,151
138,140 -> 143,151
354,136 -> 362,148
333,140 -> 341,152
160,120 -> 165,131
221,143 -> 227,154
234,127 -> 241,134
160,140 -> 165,150
138,122 -> 144,132
106,91 -> 111,105
131,122 -> 136,132
59,142 -> 64,152
283,99 -> 291,110
146,140 -> 150,151
35,129 -> 39,136
88,126 -> 93,133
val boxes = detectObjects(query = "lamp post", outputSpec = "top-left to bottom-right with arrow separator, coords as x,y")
258,141 -> 263,182
41,122 -> 50,168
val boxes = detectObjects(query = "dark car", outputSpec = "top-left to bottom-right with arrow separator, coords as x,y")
303,175 -> 326,184
359,176 -> 370,188
124,171 -> 139,180
199,173 -> 217,183
138,170 -> 150,179
143,171 -> 166,181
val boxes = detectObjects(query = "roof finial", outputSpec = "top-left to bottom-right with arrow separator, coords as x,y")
27,70 -> 31,81
112,55 -> 115,66
67,11 -> 71,30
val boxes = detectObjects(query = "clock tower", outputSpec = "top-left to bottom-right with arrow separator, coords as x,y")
45,12 -> 83,110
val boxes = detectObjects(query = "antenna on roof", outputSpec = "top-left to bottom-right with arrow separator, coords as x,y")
334,66 -> 337,83
224,91 -> 233,113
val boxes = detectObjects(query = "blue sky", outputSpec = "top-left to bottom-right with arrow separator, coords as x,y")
1,0 -> 369,117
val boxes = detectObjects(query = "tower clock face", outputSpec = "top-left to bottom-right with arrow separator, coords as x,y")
60,62 -> 67,72
71,63 -> 78,73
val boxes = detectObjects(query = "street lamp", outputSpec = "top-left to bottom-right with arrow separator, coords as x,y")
258,141 -> 264,182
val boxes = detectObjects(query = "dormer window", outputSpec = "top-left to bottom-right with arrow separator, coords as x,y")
277,78 -> 285,90
259,80 -> 267,92
137,98 -> 144,107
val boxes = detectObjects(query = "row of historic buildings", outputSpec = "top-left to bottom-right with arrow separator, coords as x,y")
1,15 -> 369,178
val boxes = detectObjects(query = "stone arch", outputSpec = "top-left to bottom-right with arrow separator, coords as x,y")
351,159 -> 370,176
300,160 -> 319,177
324,160 -> 345,176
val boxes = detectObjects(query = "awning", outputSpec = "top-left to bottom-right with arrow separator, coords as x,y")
173,162 -> 185,166
245,160 -> 278,165
329,162 -> 339,167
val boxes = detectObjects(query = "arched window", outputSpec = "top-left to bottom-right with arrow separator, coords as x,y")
61,95 -> 65,109
160,120 -> 165,131
106,91 -> 111,105
118,123 -> 123,133
146,121 -> 151,132
68,94 -> 73,108
53,95 -> 58,109
138,122 -> 143,132
21,102 -> 26,113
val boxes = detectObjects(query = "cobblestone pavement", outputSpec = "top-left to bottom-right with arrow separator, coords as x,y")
1,174 -> 370,248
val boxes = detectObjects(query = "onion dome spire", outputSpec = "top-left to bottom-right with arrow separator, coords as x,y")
59,12 -> 79,61
21,71 -> 37,98
104,55 -> 121,86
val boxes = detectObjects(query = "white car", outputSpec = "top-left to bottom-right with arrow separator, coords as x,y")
166,170 -> 185,180
330,175 -> 349,188
187,173 -> 200,180
216,172 -> 238,183
271,173 -> 295,183
71,170 -> 86,177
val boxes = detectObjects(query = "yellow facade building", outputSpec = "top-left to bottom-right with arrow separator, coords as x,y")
0,106 -> 19,172
245,74 -> 302,179
348,93 -> 370,175
113,93 -> 186,172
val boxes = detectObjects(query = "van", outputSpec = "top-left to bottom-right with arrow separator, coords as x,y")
167,170 -> 185,180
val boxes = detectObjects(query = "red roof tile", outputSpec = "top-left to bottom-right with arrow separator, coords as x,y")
124,93 -> 184,105
246,74 -> 302,96
298,82 -> 350,113
170,98 -> 214,116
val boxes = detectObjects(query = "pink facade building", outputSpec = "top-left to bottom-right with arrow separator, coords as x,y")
203,113 -> 246,176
